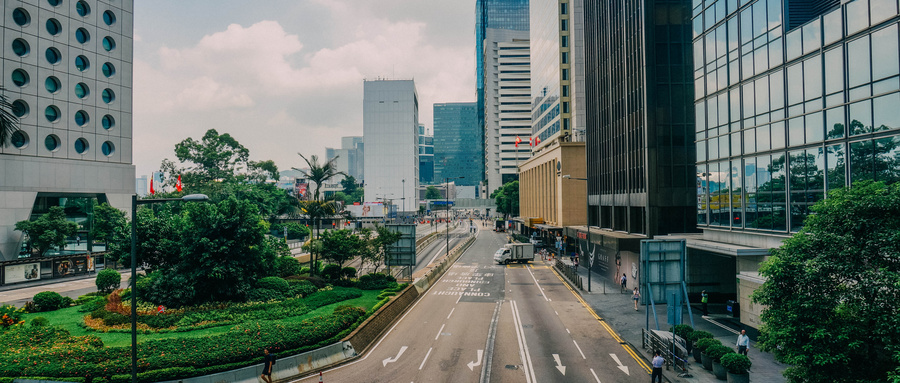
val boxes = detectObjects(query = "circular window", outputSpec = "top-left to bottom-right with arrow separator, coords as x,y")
44,134 -> 60,152
75,55 -> 90,71
11,100 -> 29,118
74,82 -> 90,98
101,62 -> 116,78
12,69 -> 30,87
74,138 -> 89,154
46,18 -> 62,36
76,28 -> 90,44
103,10 -> 116,26
101,114 -> 115,130
76,1 -> 90,17
45,76 -> 61,94
45,47 -> 62,65
101,141 -> 115,156
47,0 -> 62,7
74,110 -> 89,126
101,88 -> 115,104
12,38 -> 30,57
12,8 -> 31,27
11,131 -> 29,149
102,36 -> 116,51
44,105 -> 60,122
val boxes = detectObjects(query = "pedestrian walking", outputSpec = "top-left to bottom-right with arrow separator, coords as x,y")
701,290 -> 709,315
620,273 -> 627,293
633,288 -> 641,310
651,350 -> 664,383
260,349 -> 276,383
75,235 -> 81,246
736,329 -> 750,356
574,255 -> 579,268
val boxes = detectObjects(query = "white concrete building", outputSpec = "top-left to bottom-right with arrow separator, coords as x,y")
484,29 -> 531,197
0,0 -> 135,261
362,79 -> 419,214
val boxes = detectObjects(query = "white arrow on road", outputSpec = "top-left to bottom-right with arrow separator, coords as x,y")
553,354 -> 566,375
610,353 -> 629,375
467,349 -> 484,371
382,346 -> 408,367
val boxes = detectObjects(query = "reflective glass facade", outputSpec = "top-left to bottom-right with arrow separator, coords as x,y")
434,103 -> 481,186
530,0 -> 562,144
694,0 -> 900,233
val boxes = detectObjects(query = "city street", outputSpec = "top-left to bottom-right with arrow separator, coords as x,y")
293,228 -> 649,383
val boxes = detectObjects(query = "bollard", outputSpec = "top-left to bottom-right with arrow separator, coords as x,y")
319,371 -> 323,382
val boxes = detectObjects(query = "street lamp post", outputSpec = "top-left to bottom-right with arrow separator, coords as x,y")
562,175 -> 595,293
444,177 -> 463,261
131,193 -> 208,383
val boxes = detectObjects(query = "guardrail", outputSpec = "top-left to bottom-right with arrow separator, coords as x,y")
642,328 -> 690,374
413,232 -> 476,293
553,259 -> 584,290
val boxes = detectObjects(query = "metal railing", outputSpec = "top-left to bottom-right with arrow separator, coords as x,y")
642,329 -> 691,376
554,259 -> 584,290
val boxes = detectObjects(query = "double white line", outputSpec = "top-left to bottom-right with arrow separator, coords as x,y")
510,300 -> 537,383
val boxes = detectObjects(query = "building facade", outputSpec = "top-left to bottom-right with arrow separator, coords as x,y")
483,29 -> 531,197
518,141 -> 586,227
325,136 -> 364,182
0,0 -> 135,260
363,79 -> 419,214
688,0 -> 900,328
418,124 -> 434,184
433,102 -> 480,188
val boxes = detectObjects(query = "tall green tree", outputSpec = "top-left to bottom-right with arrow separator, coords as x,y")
294,153 -> 346,275
89,203 -> 127,244
491,181 -> 519,218
319,229 -> 363,267
0,86 -> 20,147
752,180 -> 900,383
425,186 -> 442,200
14,207 -> 78,256
369,225 -> 402,273
173,129 -> 250,186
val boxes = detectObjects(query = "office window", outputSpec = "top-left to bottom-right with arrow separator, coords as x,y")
871,24 -> 899,81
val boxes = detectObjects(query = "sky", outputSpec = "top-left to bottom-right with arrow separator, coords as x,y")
132,0 -> 476,179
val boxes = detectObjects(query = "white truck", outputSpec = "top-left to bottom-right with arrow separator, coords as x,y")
494,243 -> 535,265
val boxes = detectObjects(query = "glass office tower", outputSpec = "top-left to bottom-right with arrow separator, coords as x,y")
694,0 -> 900,233
433,102 -> 480,186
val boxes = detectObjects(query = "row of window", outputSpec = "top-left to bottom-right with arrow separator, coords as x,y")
9,98 -> 116,129
11,69 -> 117,102
12,36 -> 117,61
9,130 -> 117,157
13,2 -> 116,27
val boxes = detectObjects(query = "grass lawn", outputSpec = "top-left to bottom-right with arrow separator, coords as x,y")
19,288 -> 384,348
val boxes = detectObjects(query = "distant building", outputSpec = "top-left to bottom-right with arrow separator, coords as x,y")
434,102 -> 480,189
363,79 -> 419,214
0,1 -> 135,260
418,124 -> 434,184
325,136 -> 364,182
136,176 -> 148,197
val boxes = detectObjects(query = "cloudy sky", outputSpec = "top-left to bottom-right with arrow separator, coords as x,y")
132,0 -> 475,179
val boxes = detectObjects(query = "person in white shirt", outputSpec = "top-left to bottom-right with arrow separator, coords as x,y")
736,329 -> 750,355
651,350 -> 665,383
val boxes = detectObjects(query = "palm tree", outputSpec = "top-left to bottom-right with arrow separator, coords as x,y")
293,153 -> 346,275
0,87 -> 21,147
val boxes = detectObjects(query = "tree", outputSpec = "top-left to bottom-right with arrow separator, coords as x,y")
341,175 -> 360,195
14,207 -> 78,256
294,153 -> 346,275
491,181 -> 519,218
752,180 -> 900,383
319,229 -> 363,267
90,203 -> 127,244
0,86 -> 20,147
425,186 -> 442,200
368,224 -> 402,273
173,129 -> 250,186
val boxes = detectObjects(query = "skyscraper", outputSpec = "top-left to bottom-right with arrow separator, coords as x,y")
325,136 -> 364,182
433,102 -> 480,187
418,124 -> 434,184
363,79 -> 419,213
0,0 -> 135,260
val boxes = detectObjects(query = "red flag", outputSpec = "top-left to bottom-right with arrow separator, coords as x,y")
176,175 -> 183,192
529,137 -> 533,147
515,136 -> 521,147
536,137 -> 541,145
149,175 -> 155,195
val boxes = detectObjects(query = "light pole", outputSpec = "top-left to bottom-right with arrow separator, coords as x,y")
562,175 -> 594,293
131,193 -> 208,383
402,179 -> 405,223
444,176 -> 463,261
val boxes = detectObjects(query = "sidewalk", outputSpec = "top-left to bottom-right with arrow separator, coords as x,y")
552,258 -> 787,383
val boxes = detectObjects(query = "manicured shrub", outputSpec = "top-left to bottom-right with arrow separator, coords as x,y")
288,280 -> 318,298
77,296 -> 107,313
95,268 -> 122,293
694,338 -> 722,354
247,288 -> 284,302
257,277 -> 290,293
321,264 -> 342,280
705,344 -> 734,362
30,317 -> 49,327
0,305 -> 22,328
720,353 -> 752,374
33,291 -> 67,312
341,267 -> 357,279
671,324 -> 694,341
286,275 -> 327,289
689,330 -> 715,343
358,273 -> 397,290
138,314 -> 181,329
274,256 -> 302,277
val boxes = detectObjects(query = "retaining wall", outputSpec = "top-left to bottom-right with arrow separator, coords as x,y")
342,284 -> 420,354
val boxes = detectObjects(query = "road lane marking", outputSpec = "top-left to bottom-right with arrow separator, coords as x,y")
479,301 -> 502,383
511,300 -> 537,383
456,293 -> 463,304
435,324 -> 445,340
552,353 -> 567,375
447,307 -> 455,319
382,346 -> 407,367
548,265 -> 653,374
590,368 -> 602,383
566,328 -> 570,334
573,340 -> 586,359
526,266 -> 549,301
419,347 -> 432,370
467,349 -> 483,371
429,244 -> 447,265
703,315 -> 741,335
610,353 -> 630,375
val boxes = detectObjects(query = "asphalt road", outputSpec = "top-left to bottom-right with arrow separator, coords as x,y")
293,228 -> 650,383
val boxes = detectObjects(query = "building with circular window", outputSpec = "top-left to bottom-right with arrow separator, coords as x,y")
1,0 -> 134,262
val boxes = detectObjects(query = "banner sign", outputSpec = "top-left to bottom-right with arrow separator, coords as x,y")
4,263 -> 41,284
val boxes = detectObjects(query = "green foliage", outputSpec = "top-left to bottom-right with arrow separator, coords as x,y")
90,203 -> 127,244
294,153 -> 345,201
694,338 -> 722,353
247,288 -> 286,302
172,129 -> 250,186
287,280 -> 318,298
689,330 -> 715,343
490,181 -> 519,218
321,264 -> 342,280
319,229 -> 363,267
671,324 -> 693,341
0,86 -> 21,148
271,222 -> 310,240
425,186 -> 442,199
752,181 -> 900,383
720,353 -> 752,374
358,273 -> 397,290
32,291 -> 68,312
30,317 -> 49,327
256,277 -> 290,293
341,266 -> 357,279
0,305 -> 22,328
705,344 -> 734,362
95,269 -> 121,293
14,206 -> 78,256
